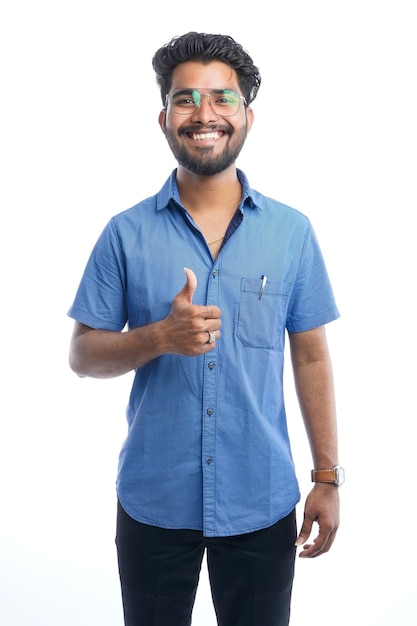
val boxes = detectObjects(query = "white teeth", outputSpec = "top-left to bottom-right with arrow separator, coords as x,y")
192,132 -> 222,140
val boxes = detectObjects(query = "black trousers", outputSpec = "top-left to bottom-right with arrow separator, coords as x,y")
116,501 -> 296,626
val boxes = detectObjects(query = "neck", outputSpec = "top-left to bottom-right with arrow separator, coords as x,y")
176,165 -> 242,214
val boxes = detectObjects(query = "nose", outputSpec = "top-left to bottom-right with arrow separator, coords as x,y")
191,93 -> 218,124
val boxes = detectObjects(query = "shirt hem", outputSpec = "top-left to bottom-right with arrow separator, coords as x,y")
117,493 -> 300,538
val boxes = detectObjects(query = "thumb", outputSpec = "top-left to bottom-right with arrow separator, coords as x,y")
295,519 -> 313,547
180,267 -> 197,304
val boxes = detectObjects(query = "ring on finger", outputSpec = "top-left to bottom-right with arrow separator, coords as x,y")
207,330 -> 216,344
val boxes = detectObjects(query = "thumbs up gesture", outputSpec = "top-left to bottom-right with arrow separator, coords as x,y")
163,268 -> 222,356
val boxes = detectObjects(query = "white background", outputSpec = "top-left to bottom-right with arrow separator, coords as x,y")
1,1 -> 416,624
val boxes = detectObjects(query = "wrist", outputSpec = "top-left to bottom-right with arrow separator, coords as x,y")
311,465 -> 345,486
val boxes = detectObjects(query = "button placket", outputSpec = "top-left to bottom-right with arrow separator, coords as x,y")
201,267 -> 220,535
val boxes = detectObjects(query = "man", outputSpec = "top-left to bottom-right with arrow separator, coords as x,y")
68,32 -> 343,626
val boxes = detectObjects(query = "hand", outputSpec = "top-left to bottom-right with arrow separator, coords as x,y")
163,267 -> 222,356
295,483 -> 340,558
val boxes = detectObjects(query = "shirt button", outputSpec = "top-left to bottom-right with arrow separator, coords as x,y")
208,362 -> 215,370
205,457 -> 213,464
207,408 -> 213,416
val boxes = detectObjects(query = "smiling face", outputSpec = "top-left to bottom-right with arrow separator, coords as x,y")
159,61 -> 254,177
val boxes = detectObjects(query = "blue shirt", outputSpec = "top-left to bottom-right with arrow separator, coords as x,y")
68,169 -> 339,537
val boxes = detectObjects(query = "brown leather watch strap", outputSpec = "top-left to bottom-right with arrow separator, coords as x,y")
311,468 -> 337,483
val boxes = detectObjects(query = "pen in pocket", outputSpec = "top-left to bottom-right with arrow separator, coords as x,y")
258,275 -> 268,300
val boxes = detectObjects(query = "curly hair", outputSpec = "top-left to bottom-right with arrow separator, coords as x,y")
152,32 -> 261,106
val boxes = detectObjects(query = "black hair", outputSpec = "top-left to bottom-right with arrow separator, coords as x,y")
152,32 -> 261,106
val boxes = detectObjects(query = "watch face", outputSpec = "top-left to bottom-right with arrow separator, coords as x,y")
335,465 -> 345,486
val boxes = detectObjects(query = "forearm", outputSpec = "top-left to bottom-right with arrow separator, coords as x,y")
294,360 -> 338,467
69,321 -> 169,379
69,272 -> 222,379
289,327 -> 339,468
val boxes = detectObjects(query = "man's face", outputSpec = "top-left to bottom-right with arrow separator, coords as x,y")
159,61 -> 254,176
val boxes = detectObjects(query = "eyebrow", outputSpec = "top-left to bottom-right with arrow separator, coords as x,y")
171,88 -> 236,94
172,88 -> 195,95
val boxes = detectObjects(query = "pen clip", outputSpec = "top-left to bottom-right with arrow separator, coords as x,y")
258,275 -> 268,300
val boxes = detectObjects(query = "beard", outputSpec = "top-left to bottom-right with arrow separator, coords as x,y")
164,124 -> 248,176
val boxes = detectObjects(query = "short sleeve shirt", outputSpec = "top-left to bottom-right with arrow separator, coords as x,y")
68,169 -> 340,537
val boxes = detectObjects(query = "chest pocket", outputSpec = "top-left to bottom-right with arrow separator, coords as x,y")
237,278 -> 291,349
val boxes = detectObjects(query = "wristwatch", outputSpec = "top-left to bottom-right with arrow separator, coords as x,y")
311,465 -> 345,486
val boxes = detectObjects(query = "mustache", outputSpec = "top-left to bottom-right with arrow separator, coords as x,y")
178,124 -> 232,135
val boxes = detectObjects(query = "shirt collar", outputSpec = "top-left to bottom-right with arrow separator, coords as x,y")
156,168 -> 262,212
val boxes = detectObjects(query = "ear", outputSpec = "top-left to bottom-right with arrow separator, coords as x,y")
158,109 -> 167,135
245,106 -> 255,134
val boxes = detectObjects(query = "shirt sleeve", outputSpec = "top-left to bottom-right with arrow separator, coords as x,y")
286,221 -> 340,333
67,218 -> 128,331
